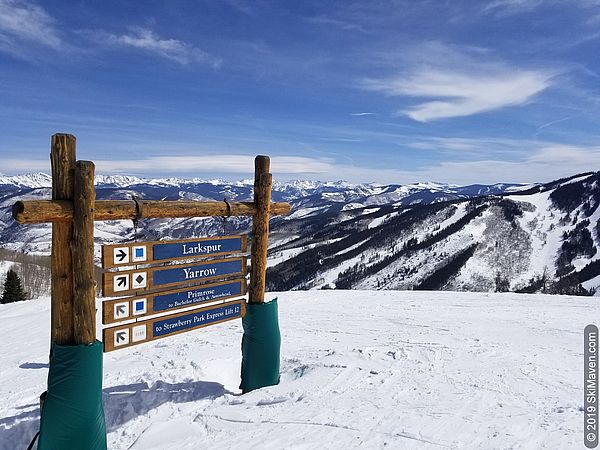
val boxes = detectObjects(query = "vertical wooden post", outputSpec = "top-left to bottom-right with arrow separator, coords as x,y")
249,155 -> 272,304
72,161 -> 97,344
50,134 -> 76,345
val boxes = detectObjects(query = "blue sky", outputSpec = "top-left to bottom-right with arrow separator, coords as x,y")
0,0 -> 599,184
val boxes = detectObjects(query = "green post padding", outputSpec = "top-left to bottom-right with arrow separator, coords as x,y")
38,340 -> 106,450
240,298 -> 281,393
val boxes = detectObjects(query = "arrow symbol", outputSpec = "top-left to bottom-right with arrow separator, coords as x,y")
117,276 -> 127,287
116,331 -> 127,343
116,249 -> 127,262
116,305 -> 127,316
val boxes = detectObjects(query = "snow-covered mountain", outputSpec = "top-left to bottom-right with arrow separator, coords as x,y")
3,171 -> 600,295
0,173 -> 525,257
267,171 -> 600,295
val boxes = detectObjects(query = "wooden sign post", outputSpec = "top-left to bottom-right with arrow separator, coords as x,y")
249,156 -> 272,304
12,133 -> 290,448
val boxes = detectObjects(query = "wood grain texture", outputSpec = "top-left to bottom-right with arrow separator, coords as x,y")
249,155 -> 272,304
103,299 -> 246,352
71,161 -> 96,345
101,277 -> 247,324
50,134 -> 76,344
13,199 -> 291,224
101,235 -> 248,269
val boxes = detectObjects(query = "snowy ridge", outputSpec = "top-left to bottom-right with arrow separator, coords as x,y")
0,174 -> 525,258
267,171 -> 600,295
0,173 -> 52,188
2,171 -> 596,295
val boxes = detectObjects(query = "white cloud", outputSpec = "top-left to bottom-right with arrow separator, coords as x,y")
485,0 -> 600,16
4,145 -> 599,185
318,145 -> 600,184
307,15 -> 368,33
106,28 -> 221,67
0,0 -> 61,51
484,0 -> 545,16
94,154 -> 334,176
364,68 -> 553,122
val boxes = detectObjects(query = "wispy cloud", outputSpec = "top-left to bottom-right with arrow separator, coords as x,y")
0,0 -> 61,55
326,144 -> 600,184
350,112 -> 376,116
5,144 -> 600,185
364,67 -> 554,122
307,15 -> 368,33
483,0 -> 544,16
406,136 -> 537,155
94,155 -> 333,175
103,27 -> 221,67
0,154 -> 334,176
219,0 -> 256,16
484,0 -> 600,18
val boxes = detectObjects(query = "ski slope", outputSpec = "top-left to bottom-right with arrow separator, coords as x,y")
0,291 -> 594,449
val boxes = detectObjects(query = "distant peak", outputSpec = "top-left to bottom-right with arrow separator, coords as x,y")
0,172 -> 52,188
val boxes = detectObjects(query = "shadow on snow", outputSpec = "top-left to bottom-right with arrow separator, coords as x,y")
0,379 -> 230,450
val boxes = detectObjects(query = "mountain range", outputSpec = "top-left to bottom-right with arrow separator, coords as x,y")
1,171 -> 598,295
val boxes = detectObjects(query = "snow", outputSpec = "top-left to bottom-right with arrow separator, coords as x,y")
0,291 -> 593,449
361,207 -> 380,215
367,211 -> 399,229
559,173 -> 594,186
582,274 -> 600,294
268,239 -> 344,268
341,203 -> 365,211
506,192 -> 565,285
287,206 -> 328,219
0,173 -> 52,189
504,183 -> 538,193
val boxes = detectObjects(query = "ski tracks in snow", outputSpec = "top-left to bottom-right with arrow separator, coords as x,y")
0,291 -> 592,449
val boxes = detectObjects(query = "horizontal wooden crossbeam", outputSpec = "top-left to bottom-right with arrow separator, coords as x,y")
12,199 -> 291,224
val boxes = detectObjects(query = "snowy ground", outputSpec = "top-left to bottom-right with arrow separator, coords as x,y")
0,291 -> 595,449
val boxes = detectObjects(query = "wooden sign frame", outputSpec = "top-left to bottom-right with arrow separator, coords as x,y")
101,235 -> 248,269
10,135 -> 290,445
102,278 -> 247,324
11,135 -> 289,347
102,256 -> 247,297
103,299 -> 246,352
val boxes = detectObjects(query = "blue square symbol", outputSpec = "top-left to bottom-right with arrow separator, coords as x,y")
135,248 -> 144,258
135,301 -> 144,312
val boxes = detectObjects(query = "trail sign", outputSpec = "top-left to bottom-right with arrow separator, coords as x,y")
102,257 -> 246,297
103,299 -> 246,352
10,136 -> 290,445
102,278 -> 247,324
102,236 -> 247,269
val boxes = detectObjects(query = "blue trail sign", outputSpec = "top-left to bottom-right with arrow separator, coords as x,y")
103,299 -> 245,352
102,257 -> 246,297
101,235 -> 247,269
101,278 -> 246,324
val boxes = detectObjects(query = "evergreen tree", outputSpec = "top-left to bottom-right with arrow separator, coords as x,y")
1,268 -> 28,303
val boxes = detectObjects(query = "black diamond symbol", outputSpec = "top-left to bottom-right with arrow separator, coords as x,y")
136,275 -> 145,284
